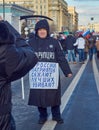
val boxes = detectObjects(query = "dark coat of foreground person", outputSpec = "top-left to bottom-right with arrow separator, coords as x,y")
0,21 -> 38,130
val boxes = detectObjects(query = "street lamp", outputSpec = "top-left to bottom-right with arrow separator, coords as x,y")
91,17 -> 94,21
3,0 -> 5,20
90,17 -> 94,30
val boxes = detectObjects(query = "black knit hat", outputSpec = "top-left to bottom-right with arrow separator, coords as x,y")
35,19 -> 49,36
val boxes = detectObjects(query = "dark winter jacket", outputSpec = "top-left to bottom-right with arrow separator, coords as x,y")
0,21 -> 38,130
28,19 -> 72,107
59,38 -> 67,52
65,34 -> 76,50
88,35 -> 96,49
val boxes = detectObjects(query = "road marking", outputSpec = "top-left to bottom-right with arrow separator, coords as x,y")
41,60 -> 88,130
93,55 -> 99,94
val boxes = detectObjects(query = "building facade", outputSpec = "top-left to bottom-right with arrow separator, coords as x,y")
68,6 -> 78,32
0,4 -> 34,32
0,0 -> 78,32
79,23 -> 99,33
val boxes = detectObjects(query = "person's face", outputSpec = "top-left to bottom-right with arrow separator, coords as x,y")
38,28 -> 47,38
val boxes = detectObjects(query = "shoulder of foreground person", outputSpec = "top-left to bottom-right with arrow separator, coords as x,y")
5,43 -> 38,82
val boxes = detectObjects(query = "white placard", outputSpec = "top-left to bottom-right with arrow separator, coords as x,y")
29,62 -> 59,89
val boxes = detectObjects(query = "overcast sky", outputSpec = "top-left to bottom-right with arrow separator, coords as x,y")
65,0 -> 99,25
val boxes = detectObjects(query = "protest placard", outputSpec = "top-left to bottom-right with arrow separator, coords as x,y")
29,62 -> 59,89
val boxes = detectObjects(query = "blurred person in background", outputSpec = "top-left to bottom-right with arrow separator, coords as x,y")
84,37 -> 89,60
74,34 -> 85,63
95,36 -> 99,59
65,32 -> 76,64
58,33 -> 67,57
88,33 -> 96,61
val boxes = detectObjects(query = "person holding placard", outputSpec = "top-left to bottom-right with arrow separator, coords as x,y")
28,19 -> 72,124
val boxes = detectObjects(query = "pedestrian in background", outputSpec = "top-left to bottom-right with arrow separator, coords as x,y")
65,32 -> 76,64
95,36 -> 99,59
58,33 -> 67,56
0,21 -> 38,130
88,33 -> 96,61
28,19 -> 72,124
74,34 -> 85,63
84,37 -> 89,60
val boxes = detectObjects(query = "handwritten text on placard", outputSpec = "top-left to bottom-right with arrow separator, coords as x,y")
29,62 -> 59,89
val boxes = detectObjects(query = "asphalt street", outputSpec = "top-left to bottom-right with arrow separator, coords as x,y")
11,55 -> 99,130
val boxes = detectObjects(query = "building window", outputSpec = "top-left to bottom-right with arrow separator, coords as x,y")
44,12 -> 46,15
36,6 -> 38,9
40,5 -> 42,9
40,11 -> 42,14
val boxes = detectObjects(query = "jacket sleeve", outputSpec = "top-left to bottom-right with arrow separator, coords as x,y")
55,40 -> 72,76
5,38 -> 38,82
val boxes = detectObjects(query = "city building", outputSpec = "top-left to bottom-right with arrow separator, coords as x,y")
0,4 -> 34,32
0,0 -> 78,33
68,6 -> 78,32
88,23 -> 99,32
78,23 -> 99,33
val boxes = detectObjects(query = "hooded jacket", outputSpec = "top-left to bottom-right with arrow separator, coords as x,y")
28,19 -> 72,107
35,19 -> 49,37
0,21 -> 38,130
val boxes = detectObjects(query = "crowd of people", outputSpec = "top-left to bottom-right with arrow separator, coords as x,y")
51,30 -> 99,64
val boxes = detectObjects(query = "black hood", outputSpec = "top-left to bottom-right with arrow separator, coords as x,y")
0,21 -> 15,45
35,19 -> 49,37
0,21 -> 10,44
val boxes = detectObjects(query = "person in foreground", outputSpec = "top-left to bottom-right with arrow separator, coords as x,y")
28,19 -> 72,124
0,21 -> 38,130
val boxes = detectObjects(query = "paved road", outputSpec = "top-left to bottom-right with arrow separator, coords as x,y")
55,57 -> 99,130
12,55 -> 99,130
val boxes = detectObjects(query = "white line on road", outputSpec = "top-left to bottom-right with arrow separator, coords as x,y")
41,60 -> 88,130
93,55 -> 99,94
